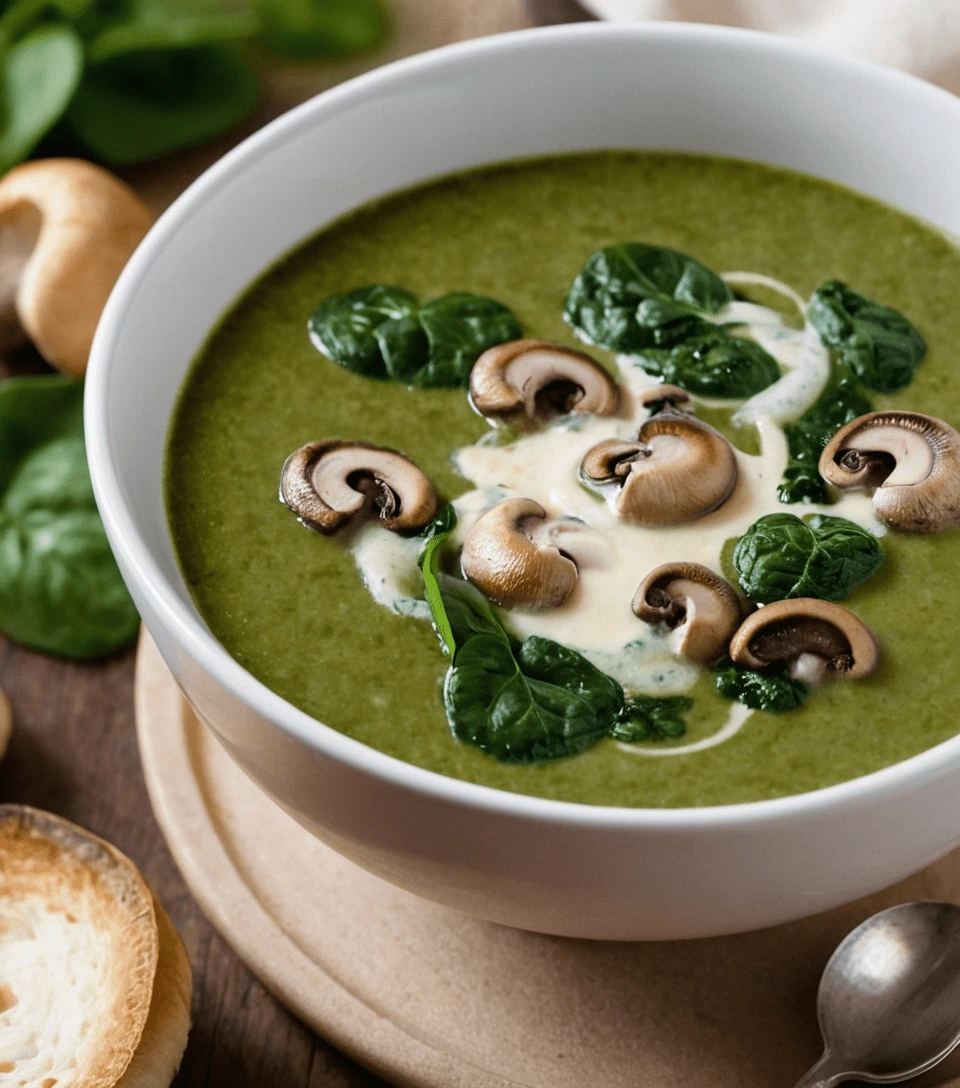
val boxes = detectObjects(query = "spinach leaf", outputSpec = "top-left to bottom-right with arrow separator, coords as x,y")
418,502 -> 457,656
778,364 -> 873,504
807,280 -> 927,394
610,694 -> 692,742
732,512 -> 883,604
309,286 -> 521,388
715,660 -> 809,713
642,327 -> 781,398
564,243 -> 732,354
0,22 -> 84,174
66,42 -> 258,165
0,376 -> 138,658
422,571 -> 624,764
256,0 -> 385,60
86,0 -> 257,60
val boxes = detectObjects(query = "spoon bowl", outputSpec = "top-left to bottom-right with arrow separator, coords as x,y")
796,902 -> 960,1087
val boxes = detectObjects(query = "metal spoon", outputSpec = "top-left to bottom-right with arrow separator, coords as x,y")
794,902 -> 960,1087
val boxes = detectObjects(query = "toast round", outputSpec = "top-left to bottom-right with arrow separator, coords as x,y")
0,806 -> 190,1088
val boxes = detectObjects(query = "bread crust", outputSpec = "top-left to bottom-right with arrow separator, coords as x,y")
0,805 -> 183,1088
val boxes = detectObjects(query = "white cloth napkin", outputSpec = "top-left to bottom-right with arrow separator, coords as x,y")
581,0 -> 960,95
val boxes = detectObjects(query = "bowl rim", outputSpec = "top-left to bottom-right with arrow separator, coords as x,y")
86,19 -> 960,830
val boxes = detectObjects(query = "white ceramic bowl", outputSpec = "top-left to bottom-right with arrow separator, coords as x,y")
86,23 -> 960,940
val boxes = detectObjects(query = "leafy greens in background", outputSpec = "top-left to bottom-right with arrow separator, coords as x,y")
807,280 -> 927,394
732,512 -> 883,604
563,243 -> 781,398
778,363 -> 873,504
714,658 -> 810,713
310,286 -> 522,388
0,375 -> 138,658
0,0 -> 387,171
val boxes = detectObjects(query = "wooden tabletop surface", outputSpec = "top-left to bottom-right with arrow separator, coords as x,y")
0,3 -> 598,1086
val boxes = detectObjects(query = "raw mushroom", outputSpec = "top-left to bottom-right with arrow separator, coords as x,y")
469,338 -> 620,423
461,497 -> 596,609
729,598 -> 879,684
0,159 -> 152,376
280,440 -> 438,535
819,411 -> 960,533
580,411 -> 739,525
639,384 -> 691,414
632,562 -> 746,666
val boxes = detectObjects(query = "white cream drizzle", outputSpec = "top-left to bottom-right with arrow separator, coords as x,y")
350,273 -> 882,755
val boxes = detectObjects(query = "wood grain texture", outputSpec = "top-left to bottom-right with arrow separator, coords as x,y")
0,2 -> 545,1085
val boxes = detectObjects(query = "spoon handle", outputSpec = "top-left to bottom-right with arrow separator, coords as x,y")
793,1054 -> 846,1088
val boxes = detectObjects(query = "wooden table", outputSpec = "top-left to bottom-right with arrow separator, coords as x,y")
0,2 -> 590,1085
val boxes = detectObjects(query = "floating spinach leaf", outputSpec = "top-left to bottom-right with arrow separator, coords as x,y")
0,22 -> 84,174
778,364 -> 873,504
66,42 -> 259,165
0,376 -> 139,658
808,280 -> 927,394
564,243 -> 732,354
422,571 -> 624,764
610,694 -> 692,742
715,659 -> 809,713
310,286 -> 521,388
732,512 -> 883,604
418,503 -> 457,656
641,327 -> 781,399
565,244 -> 780,398
256,0 -> 386,60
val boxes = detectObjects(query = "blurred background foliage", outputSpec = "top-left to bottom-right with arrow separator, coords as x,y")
0,0 -> 388,172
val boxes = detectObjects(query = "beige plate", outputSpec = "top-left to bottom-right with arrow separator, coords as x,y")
136,632 -> 960,1088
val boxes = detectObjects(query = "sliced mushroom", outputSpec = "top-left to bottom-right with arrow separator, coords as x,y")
469,339 -> 619,423
730,598 -> 879,683
639,384 -> 691,414
819,411 -> 960,533
0,159 -> 153,376
632,562 -> 746,666
280,440 -> 438,535
461,497 -> 591,609
580,411 -> 738,525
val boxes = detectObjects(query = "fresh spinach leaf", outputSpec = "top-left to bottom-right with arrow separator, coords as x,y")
0,22 -> 83,174
807,280 -> 927,394
715,660 -> 809,713
66,42 -> 258,165
564,244 -> 780,398
610,694 -> 692,742
0,376 -> 138,658
642,327 -> 781,398
564,243 -> 732,354
85,0 -> 258,61
778,363 -> 873,504
422,571 -> 624,764
256,0 -> 385,60
417,503 -> 457,656
309,286 -> 521,388
732,512 -> 883,604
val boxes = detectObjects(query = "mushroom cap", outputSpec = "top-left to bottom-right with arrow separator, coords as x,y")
469,338 -> 620,423
460,497 -> 580,609
579,410 -> 739,525
0,159 -> 153,377
819,411 -> 960,533
639,384 -> 691,414
729,598 -> 879,681
632,561 -> 746,666
280,440 -> 438,535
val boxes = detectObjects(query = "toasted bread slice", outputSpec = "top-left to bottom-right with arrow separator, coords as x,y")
0,806 -> 191,1088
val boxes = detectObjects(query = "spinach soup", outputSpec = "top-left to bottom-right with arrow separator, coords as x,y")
166,152 -> 960,808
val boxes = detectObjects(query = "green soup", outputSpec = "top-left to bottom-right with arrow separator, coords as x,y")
166,152 -> 960,808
